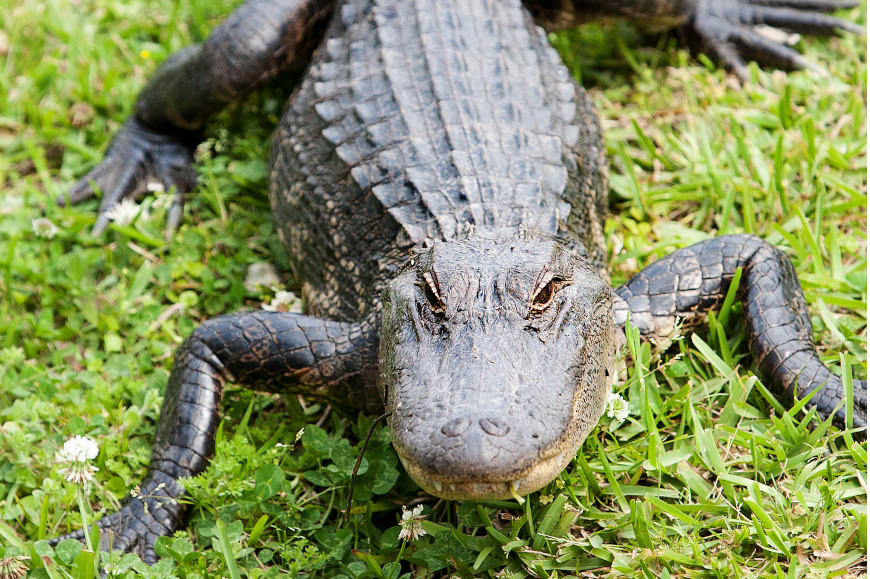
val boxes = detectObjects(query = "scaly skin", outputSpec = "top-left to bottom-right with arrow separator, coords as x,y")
53,0 -> 864,563
57,0 -> 335,233
614,235 -> 867,431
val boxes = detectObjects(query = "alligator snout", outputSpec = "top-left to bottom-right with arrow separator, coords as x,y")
409,408 -> 548,484
392,402 -> 573,499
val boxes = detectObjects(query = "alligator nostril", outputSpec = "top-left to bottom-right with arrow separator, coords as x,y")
479,417 -> 510,437
441,416 -> 472,437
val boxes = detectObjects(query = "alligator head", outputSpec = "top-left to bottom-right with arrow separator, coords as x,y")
380,230 -> 614,500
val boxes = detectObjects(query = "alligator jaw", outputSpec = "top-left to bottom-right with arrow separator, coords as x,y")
395,443 -> 572,500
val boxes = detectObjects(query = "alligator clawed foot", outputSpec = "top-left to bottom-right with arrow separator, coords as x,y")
688,0 -> 863,79
50,474 -> 187,566
57,117 -> 198,236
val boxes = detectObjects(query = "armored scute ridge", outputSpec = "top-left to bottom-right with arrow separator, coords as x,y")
52,0 -> 864,563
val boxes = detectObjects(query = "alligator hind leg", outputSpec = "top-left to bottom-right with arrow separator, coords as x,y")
525,0 -> 862,79
614,234 -> 866,432
52,311 -> 380,563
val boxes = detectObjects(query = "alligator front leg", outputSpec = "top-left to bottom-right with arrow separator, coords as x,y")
52,311 -> 380,563
613,234 -> 866,431
61,0 -> 336,233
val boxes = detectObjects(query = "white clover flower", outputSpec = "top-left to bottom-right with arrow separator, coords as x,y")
105,198 -> 142,226
57,435 -> 99,462
102,561 -> 123,576
0,346 -> 24,365
262,290 -> 301,312
56,435 -> 100,484
244,263 -> 281,293
150,195 -> 170,211
398,505 -> 427,542
150,185 -> 176,212
146,181 -> 165,193
194,141 -> 213,163
604,392 -> 630,422
32,217 -> 59,239
0,555 -> 30,579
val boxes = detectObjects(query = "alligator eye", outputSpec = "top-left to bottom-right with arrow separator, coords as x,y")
422,272 -> 445,314
530,281 -> 555,313
530,276 -> 566,314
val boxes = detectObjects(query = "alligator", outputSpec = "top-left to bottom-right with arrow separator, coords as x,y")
56,0 -> 865,563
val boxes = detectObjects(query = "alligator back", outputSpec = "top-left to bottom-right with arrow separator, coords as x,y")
270,0 -> 608,321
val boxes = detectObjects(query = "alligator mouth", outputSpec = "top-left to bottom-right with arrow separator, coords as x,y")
394,442 -> 573,500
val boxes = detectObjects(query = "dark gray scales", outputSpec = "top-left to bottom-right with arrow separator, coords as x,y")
271,0 -> 608,321
53,0 -> 865,563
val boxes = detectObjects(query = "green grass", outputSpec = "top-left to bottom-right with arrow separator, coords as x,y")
0,0 -> 865,577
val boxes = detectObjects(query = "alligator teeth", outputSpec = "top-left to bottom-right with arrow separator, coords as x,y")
431,481 -> 442,493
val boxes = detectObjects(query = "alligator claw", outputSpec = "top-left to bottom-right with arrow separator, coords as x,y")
687,0 -> 863,79
59,118 -> 198,235
50,473 -> 186,565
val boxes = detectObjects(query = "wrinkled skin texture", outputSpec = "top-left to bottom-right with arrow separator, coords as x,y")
52,0 -> 864,565
381,232 -> 613,499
